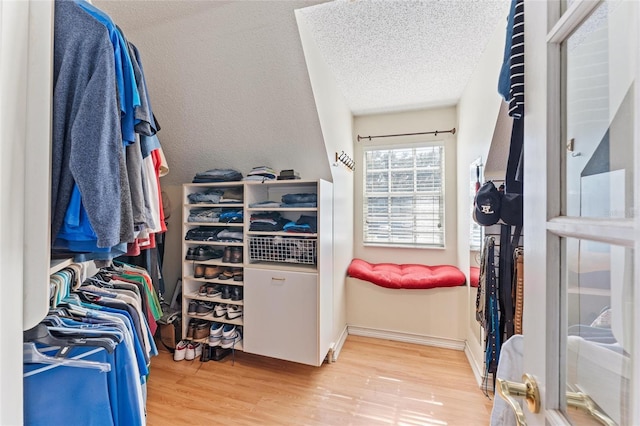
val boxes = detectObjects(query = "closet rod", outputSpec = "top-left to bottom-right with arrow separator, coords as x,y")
357,127 -> 456,142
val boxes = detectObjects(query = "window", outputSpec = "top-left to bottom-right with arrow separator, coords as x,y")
363,143 -> 445,247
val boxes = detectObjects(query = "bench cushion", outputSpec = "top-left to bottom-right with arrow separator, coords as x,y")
347,258 -> 466,289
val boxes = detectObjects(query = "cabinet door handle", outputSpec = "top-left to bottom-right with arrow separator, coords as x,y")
271,277 -> 286,282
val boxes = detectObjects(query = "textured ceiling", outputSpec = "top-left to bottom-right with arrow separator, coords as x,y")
298,0 -> 510,115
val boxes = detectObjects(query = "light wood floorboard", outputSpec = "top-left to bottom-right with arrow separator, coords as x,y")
147,335 -> 494,425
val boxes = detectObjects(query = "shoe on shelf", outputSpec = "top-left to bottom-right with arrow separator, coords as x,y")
206,284 -> 221,298
186,319 -> 197,339
226,305 -> 243,320
186,247 -> 197,260
231,286 -> 243,301
185,342 -> 203,361
222,246 -> 232,263
204,266 -> 221,280
220,285 -> 231,300
220,325 -> 241,349
193,320 -> 211,340
229,247 -> 243,263
194,246 -> 224,261
196,301 -> 215,316
194,264 -> 205,278
209,322 -> 223,346
198,284 -> 208,296
213,303 -> 228,318
232,268 -> 243,282
173,340 -> 189,361
218,268 -> 234,281
187,300 -> 199,316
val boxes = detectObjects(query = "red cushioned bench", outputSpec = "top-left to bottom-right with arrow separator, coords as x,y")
347,258 -> 466,290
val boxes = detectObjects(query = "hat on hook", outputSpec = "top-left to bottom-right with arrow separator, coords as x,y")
473,181 -> 501,226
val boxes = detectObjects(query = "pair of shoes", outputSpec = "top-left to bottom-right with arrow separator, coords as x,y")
186,318 -> 211,340
185,342 -> 203,361
220,325 -> 242,349
222,246 -> 243,263
218,267 -> 242,281
173,340 -> 189,361
212,303 -> 243,320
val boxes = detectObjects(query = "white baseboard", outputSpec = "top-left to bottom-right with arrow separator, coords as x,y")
464,341 -> 485,387
329,325 -> 349,362
347,326 -> 465,351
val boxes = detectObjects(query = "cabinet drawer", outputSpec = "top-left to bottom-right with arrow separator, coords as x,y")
243,268 -> 319,365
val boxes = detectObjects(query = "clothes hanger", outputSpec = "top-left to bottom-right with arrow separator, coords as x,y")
84,275 -> 114,288
23,342 -> 110,373
24,322 -> 116,355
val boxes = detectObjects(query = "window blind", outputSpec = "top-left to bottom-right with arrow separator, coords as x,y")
363,144 -> 445,247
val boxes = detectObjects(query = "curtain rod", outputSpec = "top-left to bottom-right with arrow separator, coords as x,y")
357,127 -> 456,142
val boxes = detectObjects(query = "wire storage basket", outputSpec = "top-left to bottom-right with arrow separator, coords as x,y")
249,235 -> 317,265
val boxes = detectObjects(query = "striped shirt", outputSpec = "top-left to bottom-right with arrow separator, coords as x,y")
508,0 -> 524,118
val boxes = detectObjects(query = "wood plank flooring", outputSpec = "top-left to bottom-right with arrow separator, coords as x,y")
146,335 -> 494,425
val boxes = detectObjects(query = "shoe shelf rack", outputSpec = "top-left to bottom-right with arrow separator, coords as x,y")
182,182 -> 245,352
182,179 -> 333,366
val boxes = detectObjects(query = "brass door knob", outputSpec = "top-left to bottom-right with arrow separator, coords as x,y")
496,373 -> 541,426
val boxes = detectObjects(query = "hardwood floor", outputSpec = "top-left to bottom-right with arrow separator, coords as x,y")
146,335 -> 494,425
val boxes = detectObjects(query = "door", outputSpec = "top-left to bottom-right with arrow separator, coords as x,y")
507,1 -> 639,425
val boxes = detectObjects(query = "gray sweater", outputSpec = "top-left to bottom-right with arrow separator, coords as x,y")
52,1 -> 132,248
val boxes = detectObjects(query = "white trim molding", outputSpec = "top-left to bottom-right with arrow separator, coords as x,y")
347,326 -> 466,351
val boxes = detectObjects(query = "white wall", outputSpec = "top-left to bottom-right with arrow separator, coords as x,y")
1,1 -> 54,423
347,107 -> 466,344
456,17 -> 509,383
296,9 -> 354,351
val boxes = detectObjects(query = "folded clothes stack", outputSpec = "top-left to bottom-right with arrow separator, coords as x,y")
188,189 -> 224,204
192,168 -> 243,183
244,166 -> 277,181
281,193 -> 317,208
219,187 -> 243,203
277,169 -> 300,180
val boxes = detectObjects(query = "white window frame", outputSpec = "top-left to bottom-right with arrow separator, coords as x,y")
362,141 -> 445,248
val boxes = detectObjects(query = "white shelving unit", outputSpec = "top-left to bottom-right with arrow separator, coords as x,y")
181,179 -> 333,366
182,182 -> 245,351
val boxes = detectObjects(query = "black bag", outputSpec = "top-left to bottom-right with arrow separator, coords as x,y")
500,192 -> 523,226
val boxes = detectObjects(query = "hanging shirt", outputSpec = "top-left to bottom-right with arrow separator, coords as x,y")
51,1 -> 123,248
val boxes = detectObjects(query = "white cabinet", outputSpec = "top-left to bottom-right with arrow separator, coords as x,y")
243,268 -> 319,365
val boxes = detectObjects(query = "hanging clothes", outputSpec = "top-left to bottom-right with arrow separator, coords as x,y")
51,0 -> 168,265
25,263 -> 160,426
